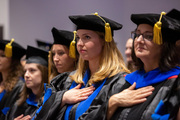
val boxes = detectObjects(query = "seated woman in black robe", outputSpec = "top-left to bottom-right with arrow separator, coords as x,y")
0,39 -> 26,120
5,46 -> 49,120
49,27 -> 79,90
107,11 -> 180,120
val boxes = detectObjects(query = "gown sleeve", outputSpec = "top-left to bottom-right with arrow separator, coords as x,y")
0,79 -> 24,119
33,71 -> 74,120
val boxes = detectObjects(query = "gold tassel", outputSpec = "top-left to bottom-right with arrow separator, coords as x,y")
69,31 -> 76,59
5,38 -> 14,57
105,23 -> 112,42
48,51 -> 51,84
93,12 -> 112,42
153,11 -> 166,45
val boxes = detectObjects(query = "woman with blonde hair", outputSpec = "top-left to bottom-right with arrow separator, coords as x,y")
38,12 -> 132,120
0,39 -> 26,119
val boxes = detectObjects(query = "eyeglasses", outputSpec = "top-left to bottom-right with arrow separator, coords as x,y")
131,31 -> 153,41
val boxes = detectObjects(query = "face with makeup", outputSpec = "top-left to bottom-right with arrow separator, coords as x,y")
76,29 -> 104,62
24,63 -> 42,90
52,44 -> 75,73
133,24 -> 162,64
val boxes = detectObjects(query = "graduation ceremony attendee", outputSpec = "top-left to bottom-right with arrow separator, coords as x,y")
108,11 -> 180,120
0,39 -> 26,119
30,28 -> 81,120
125,37 -> 136,72
5,46 -> 49,120
49,27 -> 79,90
166,8 -> 180,66
57,12 -> 132,120
49,27 -> 78,79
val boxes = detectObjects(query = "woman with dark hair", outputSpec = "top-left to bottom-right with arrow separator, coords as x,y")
5,46 -> 49,120
107,12 -> 180,120
49,27 -> 78,80
0,39 -> 26,119
48,27 -> 79,91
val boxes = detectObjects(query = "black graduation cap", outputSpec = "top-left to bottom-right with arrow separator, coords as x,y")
26,46 -> 48,67
166,9 -> 180,21
69,12 -> 122,38
131,12 -> 180,44
36,39 -> 53,51
51,27 -> 74,48
0,39 -> 26,59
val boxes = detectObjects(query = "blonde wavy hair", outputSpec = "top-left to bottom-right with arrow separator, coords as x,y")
70,31 -> 130,85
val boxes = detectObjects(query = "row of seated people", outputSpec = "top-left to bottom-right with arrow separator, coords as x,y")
0,8 -> 180,120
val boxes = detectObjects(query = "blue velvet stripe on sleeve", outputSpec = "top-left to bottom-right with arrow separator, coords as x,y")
1,107 -> 10,115
151,100 -> 170,120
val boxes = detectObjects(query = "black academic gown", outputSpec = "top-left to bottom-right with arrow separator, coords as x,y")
6,83 -> 55,120
111,75 -> 180,120
5,102 -> 37,120
34,71 -> 127,120
0,79 -> 24,119
32,71 -> 74,120
50,71 -> 73,91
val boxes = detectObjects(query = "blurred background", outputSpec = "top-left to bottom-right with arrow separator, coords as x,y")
0,0 -> 180,59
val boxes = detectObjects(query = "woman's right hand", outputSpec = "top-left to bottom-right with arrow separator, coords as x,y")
107,82 -> 154,120
61,84 -> 95,107
14,114 -> 31,120
109,82 -> 154,107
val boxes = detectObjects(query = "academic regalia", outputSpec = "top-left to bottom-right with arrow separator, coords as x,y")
29,27 -> 77,119
31,71 -> 74,120
5,93 -> 38,120
36,39 -> 53,51
0,39 -> 26,119
109,11 -> 180,120
0,39 -> 26,59
33,72 -> 127,120
51,27 -> 74,48
50,71 -> 75,91
51,27 -> 77,59
0,79 -> 24,119
34,12 -> 125,120
4,46 -> 49,119
166,9 -> 180,21
5,83 -> 53,120
111,67 -> 180,120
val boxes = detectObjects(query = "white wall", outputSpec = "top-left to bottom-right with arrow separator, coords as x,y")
9,0 -> 180,60
0,0 -> 9,39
